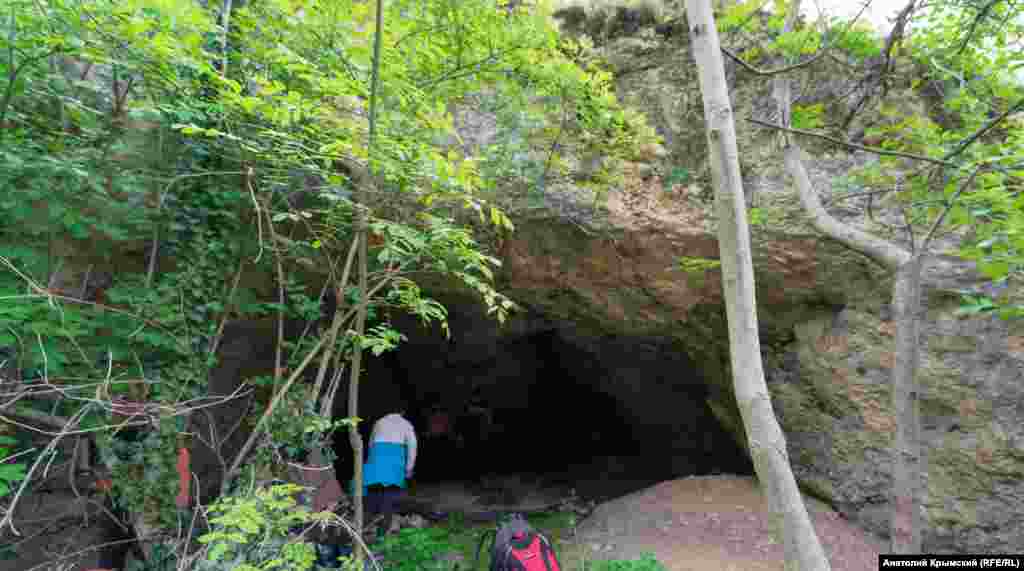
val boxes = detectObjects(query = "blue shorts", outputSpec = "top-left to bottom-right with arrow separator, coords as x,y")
350,442 -> 408,496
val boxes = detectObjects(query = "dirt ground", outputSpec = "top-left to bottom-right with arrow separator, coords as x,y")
407,471 -> 885,571
8,471 -> 885,571
404,474 -> 568,515
567,475 -> 886,571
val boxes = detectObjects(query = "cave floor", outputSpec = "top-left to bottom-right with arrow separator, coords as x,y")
401,455 -> 683,518
401,475 -> 568,517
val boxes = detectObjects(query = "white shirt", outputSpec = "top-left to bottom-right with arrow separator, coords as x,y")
370,413 -> 418,475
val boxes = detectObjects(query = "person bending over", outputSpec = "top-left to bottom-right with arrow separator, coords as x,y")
358,400 -> 417,540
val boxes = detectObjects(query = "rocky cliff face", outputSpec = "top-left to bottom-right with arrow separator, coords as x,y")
462,4 -> 1024,553
491,172 -> 1023,552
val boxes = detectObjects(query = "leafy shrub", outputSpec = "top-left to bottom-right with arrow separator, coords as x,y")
374,527 -> 460,571
197,483 -> 320,571
585,553 -> 667,571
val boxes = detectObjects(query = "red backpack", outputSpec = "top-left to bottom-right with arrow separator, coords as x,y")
476,513 -> 562,571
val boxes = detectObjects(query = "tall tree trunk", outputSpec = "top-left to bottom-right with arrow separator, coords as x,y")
776,13 -> 926,551
347,215 -> 369,566
888,256 -> 924,552
684,1 -> 831,569
786,146 -> 925,553
349,0 -> 387,564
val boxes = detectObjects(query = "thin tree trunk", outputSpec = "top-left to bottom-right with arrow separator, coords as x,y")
777,36 -> 928,557
224,334 -> 331,487
313,239 -> 360,416
263,203 -> 287,390
1,10 -> 20,129
349,0 -> 387,563
684,1 -> 831,569
786,146 -> 926,553
144,128 -> 167,290
888,256 -> 923,552
220,0 -> 233,76
347,217 -> 369,566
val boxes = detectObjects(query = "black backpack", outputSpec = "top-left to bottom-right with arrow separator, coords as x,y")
475,513 -> 562,571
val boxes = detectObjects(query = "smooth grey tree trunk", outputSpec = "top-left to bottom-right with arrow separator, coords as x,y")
889,257 -> 924,551
684,1 -> 831,569
771,0 -> 925,549
785,146 -> 924,553
777,21 -> 926,550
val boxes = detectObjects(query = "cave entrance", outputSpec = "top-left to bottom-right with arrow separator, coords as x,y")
331,318 -> 753,504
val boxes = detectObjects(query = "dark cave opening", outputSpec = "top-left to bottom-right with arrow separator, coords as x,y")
330,324 -> 753,501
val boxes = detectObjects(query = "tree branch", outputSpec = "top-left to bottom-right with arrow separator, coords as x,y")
881,0 -> 917,73
953,0 -> 1003,57
748,117 -> 956,167
942,96 -> 1024,162
208,255 -> 245,358
222,335 -> 329,486
921,166 -> 982,250
312,238 -> 360,416
720,46 -> 829,76
784,144 -> 912,269
823,187 -> 900,207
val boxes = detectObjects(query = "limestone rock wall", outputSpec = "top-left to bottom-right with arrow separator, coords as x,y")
775,301 -> 1024,552
472,4 -> 1024,552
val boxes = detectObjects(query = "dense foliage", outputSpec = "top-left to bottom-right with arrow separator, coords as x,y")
0,0 -> 656,562
1,0 -> 1020,566
728,0 -> 1024,315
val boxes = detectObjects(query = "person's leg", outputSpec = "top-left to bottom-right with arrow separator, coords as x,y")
378,485 -> 405,536
363,484 -> 385,542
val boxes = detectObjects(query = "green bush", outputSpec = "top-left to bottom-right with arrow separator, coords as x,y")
375,527 -> 459,571
197,483 -> 320,571
585,553 -> 667,571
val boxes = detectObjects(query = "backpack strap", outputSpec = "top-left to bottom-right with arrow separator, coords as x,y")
537,533 -> 561,571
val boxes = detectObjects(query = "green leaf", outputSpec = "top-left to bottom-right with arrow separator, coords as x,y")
978,260 -> 1010,279
208,542 -> 231,562
0,464 -> 26,480
948,205 -> 971,227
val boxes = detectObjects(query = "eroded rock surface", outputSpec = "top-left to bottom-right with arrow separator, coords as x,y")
447,5 -> 1024,553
